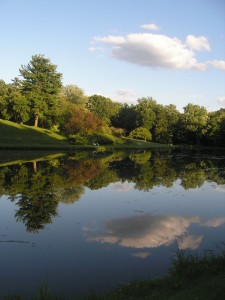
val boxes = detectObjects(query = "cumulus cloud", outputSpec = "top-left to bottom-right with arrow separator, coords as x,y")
91,31 -> 225,71
85,214 -> 225,250
186,35 -> 211,51
140,23 -> 160,31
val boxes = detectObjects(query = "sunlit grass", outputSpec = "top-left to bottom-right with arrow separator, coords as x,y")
0,119 -> 68,149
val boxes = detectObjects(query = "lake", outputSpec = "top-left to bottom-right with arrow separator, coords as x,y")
0,149 -> 225,298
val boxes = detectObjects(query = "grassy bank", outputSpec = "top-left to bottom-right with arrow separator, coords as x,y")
0,119 -> 70,150
0,119 -> 174,151
5,249 -> 225,300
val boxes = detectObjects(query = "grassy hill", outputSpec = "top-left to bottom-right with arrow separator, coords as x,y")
0,119 -> 70,149
0,119 -> 175,152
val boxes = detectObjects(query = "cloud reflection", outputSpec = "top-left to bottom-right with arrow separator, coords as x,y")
85,214 -> 225,250
131,252 -> 151,259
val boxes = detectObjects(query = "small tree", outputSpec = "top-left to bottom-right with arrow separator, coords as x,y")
65,107 -> 106,135
129,127 -> 152,141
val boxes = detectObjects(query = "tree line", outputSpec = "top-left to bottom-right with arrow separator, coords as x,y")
0,54 -> 225,146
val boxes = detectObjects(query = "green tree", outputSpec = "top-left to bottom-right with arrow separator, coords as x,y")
61,84 -> 88,106
129,126 -> 152,141
112,103 -> 138,132
19,54 -> 62,127
87,94 -> 121,125
205,109 -> 225,146
135,97 -> 157,131
181,103 -> 208,144
154,104 -> 180,144
6,79 -> 30,123
0,80 -> 10,119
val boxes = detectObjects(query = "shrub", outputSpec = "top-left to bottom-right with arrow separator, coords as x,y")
129,127 -> 152,141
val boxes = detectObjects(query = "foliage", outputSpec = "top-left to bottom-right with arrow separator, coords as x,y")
180,103 -> 208,144
135,97 -> 157,130
129,127 -> 152,141
0,54 -> 225,147
19,54 -> 62,127
111,103 -> 138,132
60,84 -> 88,106
65,107 -> 107,135
87,94 -> 121,125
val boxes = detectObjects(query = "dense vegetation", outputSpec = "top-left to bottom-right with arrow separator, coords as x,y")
1,54 -> 225,147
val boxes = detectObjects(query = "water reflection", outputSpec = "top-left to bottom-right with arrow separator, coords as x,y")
0,150 -> 225,232
85,214 -> 225,250
0,149 -> 225,297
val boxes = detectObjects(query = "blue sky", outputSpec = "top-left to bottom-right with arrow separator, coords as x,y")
0,0 -> 225,111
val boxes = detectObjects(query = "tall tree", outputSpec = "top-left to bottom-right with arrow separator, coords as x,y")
19,54 -> 62,127
154,104 -> 180,144
135,97 -> 157,131
181,103 -> 208,144
112,103 -> 138,132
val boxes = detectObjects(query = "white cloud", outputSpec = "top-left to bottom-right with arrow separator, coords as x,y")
208,60 -> 225,70
186,35 -> 211,51
89,46 -> 103,52
140,23 -> 160,31
109,89 -> 137,104
92,32 -> 225,71
217,97 -> 225,105
85,214 -> 225,250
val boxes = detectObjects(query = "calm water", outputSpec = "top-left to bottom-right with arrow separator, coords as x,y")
0,149 -> 225,298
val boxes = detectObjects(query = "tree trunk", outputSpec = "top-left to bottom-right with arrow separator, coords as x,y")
34,115 -> 38,127
33,161 -> 37,173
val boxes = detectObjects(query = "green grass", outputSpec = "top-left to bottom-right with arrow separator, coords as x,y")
4,248 -> 225,300
0,119 -> 174,151
0,119 -> 70,149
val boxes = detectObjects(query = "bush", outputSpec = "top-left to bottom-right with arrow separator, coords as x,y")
69,134 -> 90,145
129,127 -> 152,141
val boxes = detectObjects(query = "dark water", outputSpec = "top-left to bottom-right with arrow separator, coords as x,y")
0,149 -> 225,298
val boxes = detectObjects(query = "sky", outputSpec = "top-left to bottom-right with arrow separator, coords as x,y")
0,0 -> 225,112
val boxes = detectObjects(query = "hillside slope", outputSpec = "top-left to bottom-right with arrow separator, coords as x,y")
0,119 -> 69,149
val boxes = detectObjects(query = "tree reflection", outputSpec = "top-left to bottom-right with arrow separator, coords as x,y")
0,150 -> 225,232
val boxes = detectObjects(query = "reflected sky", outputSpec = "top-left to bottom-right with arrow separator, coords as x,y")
0,150 -> 225,297
85,213 -> 225,250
